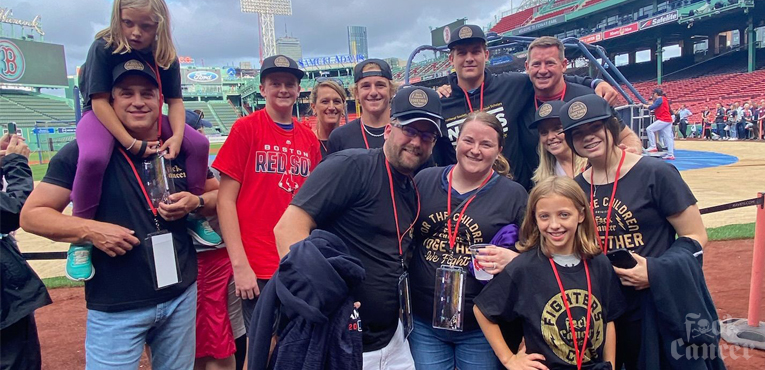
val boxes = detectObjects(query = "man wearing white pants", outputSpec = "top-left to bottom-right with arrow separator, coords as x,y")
643,88 -> 675,160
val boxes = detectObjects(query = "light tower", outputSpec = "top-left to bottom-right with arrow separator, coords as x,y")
240,0 -> 292,64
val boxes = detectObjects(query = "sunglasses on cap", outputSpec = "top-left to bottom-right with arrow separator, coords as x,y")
392,122 -> 438,144
315,77 -> 344,87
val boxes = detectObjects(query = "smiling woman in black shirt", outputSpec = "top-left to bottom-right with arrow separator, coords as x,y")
409,112 -> 527,369
561,95 -> 711,369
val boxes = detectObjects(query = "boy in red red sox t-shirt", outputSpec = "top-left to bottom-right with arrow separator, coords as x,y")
212,55 -> 321,329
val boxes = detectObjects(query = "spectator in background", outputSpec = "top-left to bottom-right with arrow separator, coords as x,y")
727,103 -> 737,140
702,106 -> 713,140
742,103 -> 755,140
736,102 -> 746,140
678,104 -> 692,139
643,88 -> 675,160
715,103 -> 727,139
1,133 -> 52,370
186,109 -> 214,135
757,100 -> 765,140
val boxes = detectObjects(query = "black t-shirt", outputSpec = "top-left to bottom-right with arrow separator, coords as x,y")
291,148 -> 417,352
410,166 -> 527,332
475,249 -> 625,370
42,141 -> 197,312
79,38 -> 182,111
326,119 -> 385,154
574,157 -> 696,321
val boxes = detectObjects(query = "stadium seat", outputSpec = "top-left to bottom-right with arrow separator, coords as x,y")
208,101 -> 241,132
490,8 -> 535,34
619,69 -> 765,113
1,93 -> 76,123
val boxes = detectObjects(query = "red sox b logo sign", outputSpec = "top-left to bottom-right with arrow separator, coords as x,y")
0,39 -> 24,82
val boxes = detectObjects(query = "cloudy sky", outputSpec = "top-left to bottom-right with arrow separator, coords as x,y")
3,0 -> 520,75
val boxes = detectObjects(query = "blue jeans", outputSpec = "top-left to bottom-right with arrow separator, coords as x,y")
408,317 -> 502,370
85,283 -> 197,370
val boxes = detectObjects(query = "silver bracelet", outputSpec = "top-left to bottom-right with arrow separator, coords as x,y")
125,138 -> 137,151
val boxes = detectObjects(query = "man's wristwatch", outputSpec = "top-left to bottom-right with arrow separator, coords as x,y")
196,196 -> 205,211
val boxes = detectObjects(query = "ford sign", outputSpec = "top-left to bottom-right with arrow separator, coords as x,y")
187,71 -> 219,83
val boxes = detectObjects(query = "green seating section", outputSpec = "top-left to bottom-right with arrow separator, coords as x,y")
0,92 -> 75,127
208,101 -> 241,131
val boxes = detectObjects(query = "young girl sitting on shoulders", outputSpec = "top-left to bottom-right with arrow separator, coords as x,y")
68,0 -> 210,281
474,176 -> 624,370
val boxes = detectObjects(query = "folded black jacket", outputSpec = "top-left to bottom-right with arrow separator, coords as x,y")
641,237 -> 726,369
249,229 -> 365,370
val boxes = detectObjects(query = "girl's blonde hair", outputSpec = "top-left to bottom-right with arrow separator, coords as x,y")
460,111 -> 512,179
531,142 -> 587,184
518,176 -> 601,259
96,0 -> 177,69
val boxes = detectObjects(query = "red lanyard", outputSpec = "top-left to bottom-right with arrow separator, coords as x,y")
549,258 -> 593,370
534,84 -> 567,110
461,82 -> 484,113
385,160 -> 420,263
446,167 -> 492,251
589,150 -> 626,253
360,121 -> 371,149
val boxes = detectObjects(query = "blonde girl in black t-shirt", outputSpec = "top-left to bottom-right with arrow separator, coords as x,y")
474,176 -> 623,370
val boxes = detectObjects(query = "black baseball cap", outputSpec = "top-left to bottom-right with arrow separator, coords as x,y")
260,54 -> 305,81
560,94 -> 614,132
447,24 -> 487,49
390,86 -> 443,136
530,100 -> 567,129
112,59 -> 159,86
353,58 -> 393,82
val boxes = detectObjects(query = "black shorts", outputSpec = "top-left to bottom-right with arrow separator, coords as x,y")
0,313 -> 42,370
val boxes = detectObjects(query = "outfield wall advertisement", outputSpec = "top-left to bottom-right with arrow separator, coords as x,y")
0,37 -> 67,87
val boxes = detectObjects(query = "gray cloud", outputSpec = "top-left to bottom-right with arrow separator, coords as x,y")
5,0 -> 517,74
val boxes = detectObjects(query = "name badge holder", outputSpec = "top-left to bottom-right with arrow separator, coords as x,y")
145,231 -> 182,290
119,149 -> 181,290
432,264 -> 466,332
431,167 -> 492,332
398,269 -> 413,339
